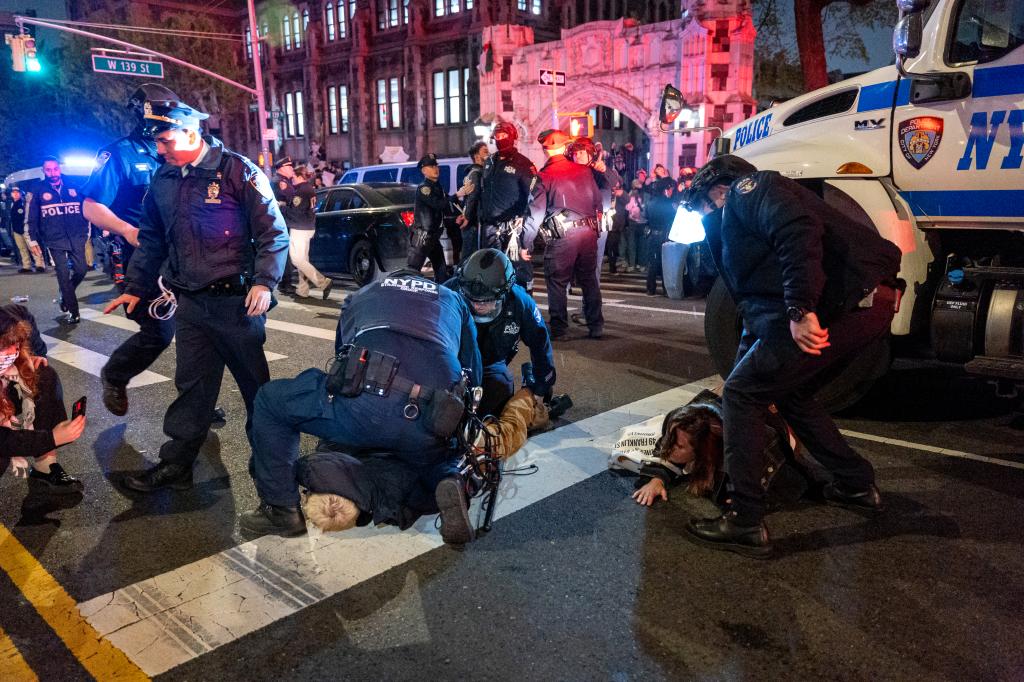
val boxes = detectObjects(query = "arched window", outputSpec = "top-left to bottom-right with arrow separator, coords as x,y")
325,2 -> 336,41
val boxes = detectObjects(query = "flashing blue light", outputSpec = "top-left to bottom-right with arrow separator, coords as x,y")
668,206 -> 706,245
61,155 -> 98,173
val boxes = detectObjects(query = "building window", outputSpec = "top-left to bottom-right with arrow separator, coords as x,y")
282,15 -> 292,50
328,86 -> 339,134
295,91 -> 304,136
517,0 -> 526,10
613,108 -> 622,129
501,91 -> 513,112
500,56 -> 512,81
432,67 -> 469,125
340,85 -> 349,132
350,0 -> 356,18
285,92 -> 295,136
261,21 -> 269,57
325,2 -> 336,40
435,0 -> 467,16
303,9 -> 309,31
378,0 -> 400,29
294,12 -> 303,48
377,78 -> 401,128
244,26 -> 253,59
532,0 -> 541,14
338,1 -> 348,38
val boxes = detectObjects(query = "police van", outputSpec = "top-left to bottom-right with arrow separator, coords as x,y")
338,157 -> 474,196
694,0 -> 1024,409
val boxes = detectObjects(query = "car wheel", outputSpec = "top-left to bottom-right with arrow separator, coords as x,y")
349,239 -> 377,287
703,277 -> 889,413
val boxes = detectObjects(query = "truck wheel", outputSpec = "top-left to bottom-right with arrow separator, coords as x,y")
349,240 -> 377,287
703,277 -> 890,413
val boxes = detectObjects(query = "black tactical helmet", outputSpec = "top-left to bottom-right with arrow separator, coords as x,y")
684,154 -> 757,211
566,136 -> 597,163
127,83 -> 182,118
492,121 -> 518,144
457,249 -> 515,323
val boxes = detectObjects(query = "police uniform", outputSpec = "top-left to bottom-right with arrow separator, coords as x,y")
247,271 -> 482,528
82,130 -> 175,389
478,148 -> 539,289
124,112 -> 288,482
283,175 -> 331,297
525,131 -> 605,338
407,154 -> 452,283
25,175 -> 89,320
8,191 -> 41,271
443,277 -> 555,416
272,158 -> 298,292
704,170 -> 901,525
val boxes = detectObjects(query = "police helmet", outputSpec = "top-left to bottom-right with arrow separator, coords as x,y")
127,83 -> 181,118
492,121 -> 518,145
566,137 -> 597,164
683,154 -> 757,211
457,249 -> 515,323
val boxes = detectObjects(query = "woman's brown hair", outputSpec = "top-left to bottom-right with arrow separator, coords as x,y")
0,312 -> 38,421
653,404 -> 723,497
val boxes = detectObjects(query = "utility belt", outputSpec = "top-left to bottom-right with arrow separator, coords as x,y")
193,274 -> 250,297
326,344 -> 468,438
542,212 -> 598,241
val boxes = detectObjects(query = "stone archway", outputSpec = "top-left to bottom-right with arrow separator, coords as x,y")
477,2 -> 756,174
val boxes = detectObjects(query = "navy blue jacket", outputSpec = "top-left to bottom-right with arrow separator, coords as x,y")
81,130 -> 160,229
25,178 -> 88,250
125,136 -> 289,296
442,279 -> 555,393
704,171 -> 901,342
337,271 -> 482,388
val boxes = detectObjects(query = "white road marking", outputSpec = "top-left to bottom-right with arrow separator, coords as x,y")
76,375 -> 722,676
841,429 -> 1024,471
264,318 -> 335,341
77,309 -> 287,362
41,335 -> 169,388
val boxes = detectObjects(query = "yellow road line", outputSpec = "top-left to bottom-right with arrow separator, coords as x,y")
0,525 -> 149,681
0,624 -> 38,682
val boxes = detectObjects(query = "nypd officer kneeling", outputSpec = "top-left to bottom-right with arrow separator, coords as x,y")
105,97 -> 288,492
683,155 -> 901,558
240,269 -> 482,544
444,248 -> 558,418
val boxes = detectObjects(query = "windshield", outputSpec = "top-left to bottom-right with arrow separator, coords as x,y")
370,186 -> 417,206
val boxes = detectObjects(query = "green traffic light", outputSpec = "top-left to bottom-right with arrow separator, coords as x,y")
26,57 -> 42,72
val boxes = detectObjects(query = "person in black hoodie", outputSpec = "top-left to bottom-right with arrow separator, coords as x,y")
0,305 -> 85,491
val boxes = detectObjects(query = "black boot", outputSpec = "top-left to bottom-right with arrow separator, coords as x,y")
28,463 -> 84,494
823,481 -> 884,512
122,461 -> 193,493
686,513 -> 773,559
239,502 -> 306,538
101,376 -> 128,416
435,477 -> 475,545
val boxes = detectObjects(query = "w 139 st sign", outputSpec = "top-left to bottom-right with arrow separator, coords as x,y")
91,54 -> 164,78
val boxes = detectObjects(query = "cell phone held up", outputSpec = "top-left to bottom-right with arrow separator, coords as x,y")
72,396 -> 87,419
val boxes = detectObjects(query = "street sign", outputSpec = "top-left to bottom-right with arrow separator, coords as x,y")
262,128 -> 278,141
539,69 -> 566,87
91,53 -> 164,78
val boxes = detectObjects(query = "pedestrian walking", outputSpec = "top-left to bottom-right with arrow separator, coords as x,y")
104,97 -> 288,493
285,166 -> 332,299
6,187 -> 42,273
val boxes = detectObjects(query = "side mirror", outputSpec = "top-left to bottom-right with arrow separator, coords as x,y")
896,0 -> 930,12
659,84 -> 684,126
893,13 -> 923,59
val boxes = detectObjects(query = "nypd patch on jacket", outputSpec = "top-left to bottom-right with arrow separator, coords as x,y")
125,135 -> 289,296
81,133 -> 160,229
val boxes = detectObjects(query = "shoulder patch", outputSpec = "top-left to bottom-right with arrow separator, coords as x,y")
734,176 -> 757,194
68,188 -> 77,198
533,307 -> 544,325
420,186 -> 431,195
291,196 -> 302,207
249,174 -> 275,201
278,180 -> 288,190
96,151 -> 112,167
42,192 -> 52,201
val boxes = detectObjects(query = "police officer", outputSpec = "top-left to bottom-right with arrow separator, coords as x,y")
271,157 -> 298,294
478,122 -> 539,291
525,130 -> 604,339
682,155 -> 901,558
104,96 -> 289,493
444,248 -> 555,417
82,84 -> 177,416
26,157 -> 89,323
8,187 -> 42,273
240,269 -> 482,544
407,153 -> 452,283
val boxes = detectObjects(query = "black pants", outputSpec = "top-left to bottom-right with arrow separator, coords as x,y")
158,291 -> 270,467
407,233 -> 449,283
722,290 -> 895,523
101,288 -> 175,388
480,361 -> 515,418
543,227 -> 603,335
606,230 -> 622,273
645,235 -> 666,295
50,244 -> 88,317
460,224 -> 498,263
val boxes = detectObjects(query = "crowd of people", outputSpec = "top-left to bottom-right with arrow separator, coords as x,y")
1,82 -> 902,560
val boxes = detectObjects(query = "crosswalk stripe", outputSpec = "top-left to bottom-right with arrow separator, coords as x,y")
0,624 -> 38,681
76,375 -> 721,676
41,334 -> 170,388
77,309 -> 288,362
264,318 -> 335,341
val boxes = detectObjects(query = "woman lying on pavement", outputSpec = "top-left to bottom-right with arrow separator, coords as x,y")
299,387 -> 550,535
0,305 -> 86,491
611,389 -> 821,509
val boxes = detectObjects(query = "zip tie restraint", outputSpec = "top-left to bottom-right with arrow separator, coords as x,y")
148,276 -> 177,320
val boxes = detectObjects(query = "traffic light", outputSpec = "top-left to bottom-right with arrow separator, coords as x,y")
23,37 -> 41,72
568,114 -> 593,138
7,34 -> 26,72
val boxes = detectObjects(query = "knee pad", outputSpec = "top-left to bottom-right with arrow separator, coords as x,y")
301,493 -> 359,532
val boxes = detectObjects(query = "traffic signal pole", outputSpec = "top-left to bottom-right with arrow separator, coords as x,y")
245,0 -> 271,174
12,14 -> 273,173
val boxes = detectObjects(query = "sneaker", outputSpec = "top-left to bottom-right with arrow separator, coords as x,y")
239,502 -> 307,538
122,461 -> 193,493
28,463 -> 84,495
102,376 -> 129,416
435,477 -> 475,545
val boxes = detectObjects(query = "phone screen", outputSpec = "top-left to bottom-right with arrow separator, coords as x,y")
72,396 -> 87,419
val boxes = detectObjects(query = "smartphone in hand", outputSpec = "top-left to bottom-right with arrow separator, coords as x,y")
72,396 -> 87,419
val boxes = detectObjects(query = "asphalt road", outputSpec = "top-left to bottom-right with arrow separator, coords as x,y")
1,261 -> 1022,681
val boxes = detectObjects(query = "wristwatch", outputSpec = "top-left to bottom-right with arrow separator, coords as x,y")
787,306 -> 809,322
